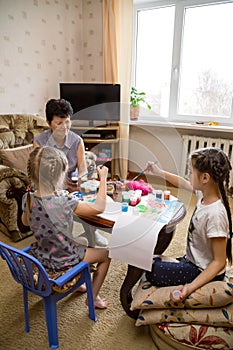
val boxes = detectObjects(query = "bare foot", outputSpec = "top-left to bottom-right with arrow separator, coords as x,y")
86,295 -> 108,309
94,296 -> 108,309
76,284 -> 86,293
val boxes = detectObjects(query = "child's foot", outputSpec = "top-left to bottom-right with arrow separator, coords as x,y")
94,296 -> 108,309
76,284 -> 86,293
86,295 -> 108,309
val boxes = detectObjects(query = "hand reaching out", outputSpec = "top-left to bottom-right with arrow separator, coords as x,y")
145,161 -> 163,177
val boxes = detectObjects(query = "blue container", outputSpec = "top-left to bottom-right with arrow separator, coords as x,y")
72,192 -> 83,200
121,203 -> 129,212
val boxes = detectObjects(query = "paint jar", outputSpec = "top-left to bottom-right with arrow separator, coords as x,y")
121,203 -> 129,212
129,195 -> 138,206
155,189 -> 163,199
122,191 -> 130,203
107,184 -> 115,195
164,190 -> 171,200
135,190 -> 142,204
71,191 -> 83,200
71,170 -> 78,184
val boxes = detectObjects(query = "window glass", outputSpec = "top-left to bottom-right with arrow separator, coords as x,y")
135,6 -> 175,117
178,2 -> 233,119
134,0 -> 233,123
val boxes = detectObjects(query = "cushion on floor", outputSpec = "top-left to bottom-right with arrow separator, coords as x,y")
149,323 -> 233,350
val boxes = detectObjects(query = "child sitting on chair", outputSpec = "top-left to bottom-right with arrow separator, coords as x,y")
21,146 -> 111,309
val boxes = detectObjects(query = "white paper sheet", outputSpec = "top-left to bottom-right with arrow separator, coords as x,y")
109,215 -> 164,271
98,194 -> 185,271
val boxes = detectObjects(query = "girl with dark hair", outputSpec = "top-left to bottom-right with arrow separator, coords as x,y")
145,147 -> 232,302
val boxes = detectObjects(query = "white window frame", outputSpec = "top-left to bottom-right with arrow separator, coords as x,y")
133,0 -> 233,125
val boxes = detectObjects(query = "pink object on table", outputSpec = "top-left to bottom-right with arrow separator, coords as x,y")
126,180 -> 153,196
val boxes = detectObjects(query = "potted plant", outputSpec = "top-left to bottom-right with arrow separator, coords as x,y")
130,87 -> 151,120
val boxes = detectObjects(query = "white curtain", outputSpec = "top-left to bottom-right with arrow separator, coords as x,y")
103,0 -> 133,179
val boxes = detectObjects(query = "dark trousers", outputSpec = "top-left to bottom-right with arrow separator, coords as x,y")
146,256 -> 225,287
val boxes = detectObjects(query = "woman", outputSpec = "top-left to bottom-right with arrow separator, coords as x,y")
34,98 -> 108,247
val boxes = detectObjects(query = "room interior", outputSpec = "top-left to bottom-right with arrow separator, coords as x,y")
1,1 -> 233,349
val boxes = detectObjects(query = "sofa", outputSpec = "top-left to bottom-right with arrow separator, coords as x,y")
0,114 -> 48,241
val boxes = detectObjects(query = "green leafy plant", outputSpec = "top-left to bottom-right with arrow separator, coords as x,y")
130,87 -> 151,110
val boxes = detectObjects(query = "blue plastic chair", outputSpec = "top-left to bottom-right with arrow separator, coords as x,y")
0,241 -> 97,349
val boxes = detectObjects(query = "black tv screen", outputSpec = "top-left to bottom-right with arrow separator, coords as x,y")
60,83 -> 121,125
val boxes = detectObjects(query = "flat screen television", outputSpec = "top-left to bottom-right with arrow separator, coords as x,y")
60,83 -> 121,126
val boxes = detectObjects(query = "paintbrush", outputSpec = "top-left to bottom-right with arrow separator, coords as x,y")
131,161 -> 158,181
80,165 -> 96,179
81,164 -> 104,180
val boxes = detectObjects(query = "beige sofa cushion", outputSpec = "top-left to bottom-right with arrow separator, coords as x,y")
0,144 -> 33,173
0,131 -> 15,148
0,115 -> 13,129
0,114 -> 48,148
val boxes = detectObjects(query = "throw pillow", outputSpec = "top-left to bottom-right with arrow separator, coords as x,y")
131,267 -> 233,310
136,303 -> 233,327
0,144 -> 33,173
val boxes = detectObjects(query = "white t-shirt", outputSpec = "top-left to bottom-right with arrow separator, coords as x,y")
186,190 -> 228,273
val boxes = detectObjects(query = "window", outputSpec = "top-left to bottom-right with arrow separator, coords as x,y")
133,0 -> 233,124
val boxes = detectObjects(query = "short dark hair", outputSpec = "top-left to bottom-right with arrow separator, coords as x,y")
45,99 -> 73,123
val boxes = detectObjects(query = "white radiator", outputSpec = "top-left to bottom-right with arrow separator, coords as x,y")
181,135 -> 233,186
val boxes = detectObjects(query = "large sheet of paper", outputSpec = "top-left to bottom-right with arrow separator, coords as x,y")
109,215 -> 164,271
106,197 -> 184,271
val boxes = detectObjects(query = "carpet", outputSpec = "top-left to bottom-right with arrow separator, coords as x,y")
0,188 -> 220,350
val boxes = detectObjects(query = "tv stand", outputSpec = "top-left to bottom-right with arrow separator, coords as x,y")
71,124 -> 119,177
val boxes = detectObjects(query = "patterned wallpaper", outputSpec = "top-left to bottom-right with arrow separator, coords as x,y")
0,0 -> 103,115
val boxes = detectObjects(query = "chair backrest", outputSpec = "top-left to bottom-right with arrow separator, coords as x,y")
0,242 -> 53,297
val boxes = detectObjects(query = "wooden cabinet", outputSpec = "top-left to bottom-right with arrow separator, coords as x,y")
71,125 -> 119,177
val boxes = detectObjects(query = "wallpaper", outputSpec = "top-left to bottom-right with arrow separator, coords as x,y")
0,0 -> 103,115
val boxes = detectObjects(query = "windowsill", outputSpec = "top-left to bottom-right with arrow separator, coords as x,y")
129,119 -> 233,133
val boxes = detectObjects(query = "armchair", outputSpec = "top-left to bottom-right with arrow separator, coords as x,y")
0,165 -> 30,241
0,114 -> 48,241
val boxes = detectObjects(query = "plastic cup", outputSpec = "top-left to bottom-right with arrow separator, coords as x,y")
122,191 -> 130,203
130,196 -> 138,206
172,290 -> 181,300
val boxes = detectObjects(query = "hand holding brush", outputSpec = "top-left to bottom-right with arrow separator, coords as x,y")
131,161 -> 158,181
